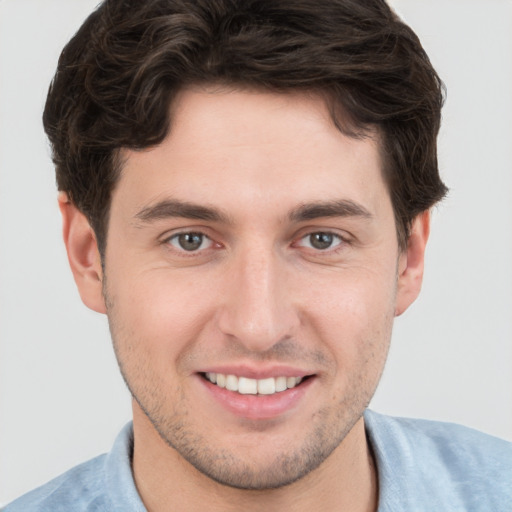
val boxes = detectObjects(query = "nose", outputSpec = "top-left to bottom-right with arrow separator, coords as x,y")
217,243 -> 300,353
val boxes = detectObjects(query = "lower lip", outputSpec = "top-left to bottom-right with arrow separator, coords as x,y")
199,376 -> 314,420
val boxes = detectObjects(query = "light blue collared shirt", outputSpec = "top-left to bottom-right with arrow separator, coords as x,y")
5,410 -> 512,511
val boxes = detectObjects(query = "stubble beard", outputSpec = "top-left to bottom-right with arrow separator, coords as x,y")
111,338 -> 383,490
132,388 -> 365,490
103,283 -> 391,491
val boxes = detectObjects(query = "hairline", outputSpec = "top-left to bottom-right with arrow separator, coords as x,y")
91,84 -> 408,260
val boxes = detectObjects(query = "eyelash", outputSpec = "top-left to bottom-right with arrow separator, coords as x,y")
165,232 -> 217,254
163,230 -> 348,256
294,232 -> 345,252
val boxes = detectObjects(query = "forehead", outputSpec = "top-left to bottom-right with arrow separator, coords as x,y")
115,87 -> 388,222
164,86 -> 380,161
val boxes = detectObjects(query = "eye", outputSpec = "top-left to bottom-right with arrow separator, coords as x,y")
298,232 -> 343,251
167,232 -> 213,252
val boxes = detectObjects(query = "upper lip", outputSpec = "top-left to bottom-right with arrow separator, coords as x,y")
197,364 -> 314,380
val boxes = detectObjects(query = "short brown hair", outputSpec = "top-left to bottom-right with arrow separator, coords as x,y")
43,0 -> 447,254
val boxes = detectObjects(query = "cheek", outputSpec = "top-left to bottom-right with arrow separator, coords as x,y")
105,266 -> 218,368
301,266 -> 397,366
305,261 -> 397,319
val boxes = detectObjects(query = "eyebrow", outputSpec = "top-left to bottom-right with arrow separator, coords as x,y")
134,198 -> 372,226
288,200 -> 373,222
134,199 -> 231,224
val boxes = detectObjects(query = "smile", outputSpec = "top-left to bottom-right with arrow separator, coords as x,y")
204,372 -> 304,395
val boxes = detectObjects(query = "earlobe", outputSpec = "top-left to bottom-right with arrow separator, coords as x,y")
58,192 -> 107,314
395,210 -> 430,317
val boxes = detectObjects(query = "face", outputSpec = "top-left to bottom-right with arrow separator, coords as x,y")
76,88 -> 424,490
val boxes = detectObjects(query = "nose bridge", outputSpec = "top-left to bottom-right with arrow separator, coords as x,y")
217,239 -> 297,351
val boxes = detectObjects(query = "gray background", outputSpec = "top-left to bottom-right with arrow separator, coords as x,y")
1,0 -> 511,505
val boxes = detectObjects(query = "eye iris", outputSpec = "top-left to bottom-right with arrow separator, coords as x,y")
310,232 -> 333,250
178,233 -> 203,251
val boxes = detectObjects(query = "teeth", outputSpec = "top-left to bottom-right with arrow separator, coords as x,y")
287,376 -> 297,389
238,377 -> 258,394
275,376 -> 287,392
257,377 -> 275,395
205,372 -> 216,384
205,373 -> 305,395
226,374 -> 238,391
216,373 -> 226,388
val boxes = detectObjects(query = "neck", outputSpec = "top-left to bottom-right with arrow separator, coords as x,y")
131,404 -> 378,512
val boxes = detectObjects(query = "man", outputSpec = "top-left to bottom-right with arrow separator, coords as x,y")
5,0 -> 511,510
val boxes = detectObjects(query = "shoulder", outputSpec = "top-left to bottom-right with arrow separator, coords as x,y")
4,422 -> 144,512
364,410 -> 512,511
3,455 -> 110,512
364,408 -> 512,464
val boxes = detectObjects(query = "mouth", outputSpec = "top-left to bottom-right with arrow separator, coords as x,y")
201,372 -> 311,396
198,370 -> 316,420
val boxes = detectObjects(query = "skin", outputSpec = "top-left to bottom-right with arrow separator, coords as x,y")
60,88 -> 429,512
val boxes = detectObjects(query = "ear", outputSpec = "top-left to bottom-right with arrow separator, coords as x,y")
395,210 -> 430,317
58,192 -> 107,314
